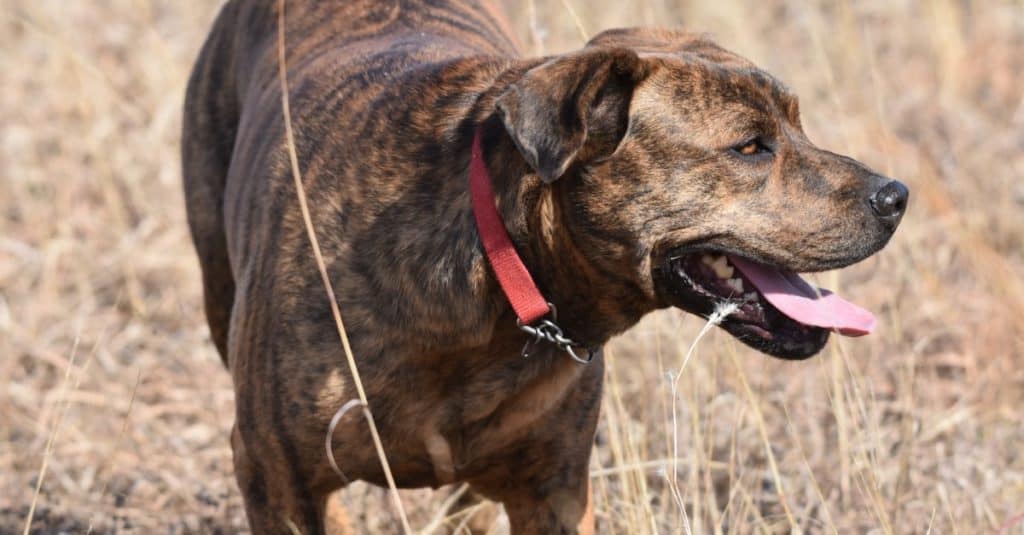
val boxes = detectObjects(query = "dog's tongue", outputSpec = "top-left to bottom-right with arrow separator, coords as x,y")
729,256 -> 876,336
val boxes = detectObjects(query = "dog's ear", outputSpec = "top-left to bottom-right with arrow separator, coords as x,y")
495,48 -> 648,183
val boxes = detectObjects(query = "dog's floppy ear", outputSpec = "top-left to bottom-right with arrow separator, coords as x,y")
495,47 -> 648,183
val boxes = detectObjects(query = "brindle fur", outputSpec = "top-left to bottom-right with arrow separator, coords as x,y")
183,2 -> 901,533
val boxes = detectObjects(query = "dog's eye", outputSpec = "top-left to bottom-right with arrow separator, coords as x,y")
733,138 -> 771,157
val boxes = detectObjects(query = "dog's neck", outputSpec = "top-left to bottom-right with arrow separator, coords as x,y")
476,117 -> 653,349
374,57 -> 652,355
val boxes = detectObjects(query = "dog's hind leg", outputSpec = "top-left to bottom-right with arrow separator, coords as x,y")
182,2 -> 240,365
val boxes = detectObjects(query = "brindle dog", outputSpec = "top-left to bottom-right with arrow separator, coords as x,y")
183,1 -> 907,533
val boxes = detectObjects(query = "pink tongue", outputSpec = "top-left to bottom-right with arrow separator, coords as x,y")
729,256 -> 876,336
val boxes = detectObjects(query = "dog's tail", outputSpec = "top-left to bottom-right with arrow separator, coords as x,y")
181,2 -> 245,367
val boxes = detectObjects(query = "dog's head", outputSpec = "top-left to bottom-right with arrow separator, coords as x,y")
495,28 -> 908,359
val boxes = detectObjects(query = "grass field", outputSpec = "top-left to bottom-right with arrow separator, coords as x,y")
3,0 -> 1023,533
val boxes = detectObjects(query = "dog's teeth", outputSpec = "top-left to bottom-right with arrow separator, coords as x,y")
726,278 -> 744,293
744,292 -> 758,302
707,255 -> 733,278
701,254 -> 716,266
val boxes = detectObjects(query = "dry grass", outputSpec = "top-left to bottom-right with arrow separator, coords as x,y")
2,0 -> 1023,533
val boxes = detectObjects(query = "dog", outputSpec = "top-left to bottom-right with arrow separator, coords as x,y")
182,0 -> 908,533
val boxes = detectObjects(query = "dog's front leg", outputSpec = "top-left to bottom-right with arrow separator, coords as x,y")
471,361 -> 603,535
498,471 -> 594,535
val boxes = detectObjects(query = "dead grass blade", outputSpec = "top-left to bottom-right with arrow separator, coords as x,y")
22,336 -> 86,535
557,0 -> 589,42
85,366 -> 142,535
725,343 -> 798,534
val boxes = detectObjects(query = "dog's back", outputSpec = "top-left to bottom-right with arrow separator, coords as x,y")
183,0 -> 521,365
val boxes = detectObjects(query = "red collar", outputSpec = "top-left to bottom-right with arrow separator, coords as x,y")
469,130 -> 595,364
469,130 -> 551,325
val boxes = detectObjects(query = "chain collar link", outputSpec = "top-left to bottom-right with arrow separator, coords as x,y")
516,303 -> 595,364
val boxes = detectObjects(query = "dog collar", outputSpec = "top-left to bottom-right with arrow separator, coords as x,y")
469,130 -> 594,364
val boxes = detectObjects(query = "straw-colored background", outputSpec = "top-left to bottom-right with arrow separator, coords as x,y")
3,0 -> 1023,533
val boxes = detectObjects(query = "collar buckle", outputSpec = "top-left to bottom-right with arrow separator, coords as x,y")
516,303 -> 595,364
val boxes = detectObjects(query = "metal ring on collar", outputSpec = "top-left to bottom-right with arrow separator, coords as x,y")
562,344 -> 596,364
515,303 -> 593,364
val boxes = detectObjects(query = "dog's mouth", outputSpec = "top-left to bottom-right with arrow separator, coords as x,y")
659,249 -> 876,359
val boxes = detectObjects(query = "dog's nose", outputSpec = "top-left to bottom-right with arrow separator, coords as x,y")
869,179 -> 909,226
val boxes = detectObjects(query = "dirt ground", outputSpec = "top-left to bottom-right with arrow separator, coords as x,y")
2,0 -> 1023,533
